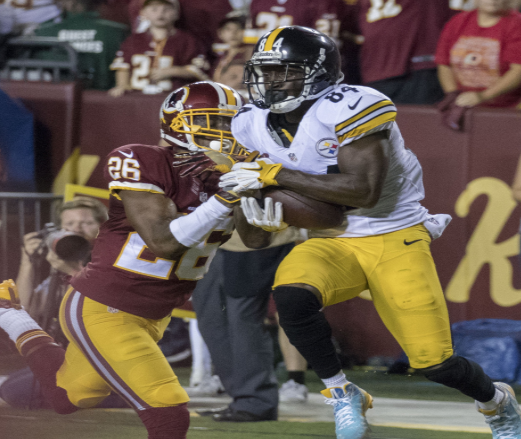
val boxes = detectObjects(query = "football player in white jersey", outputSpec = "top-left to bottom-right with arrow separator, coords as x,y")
220,26 -> 521,439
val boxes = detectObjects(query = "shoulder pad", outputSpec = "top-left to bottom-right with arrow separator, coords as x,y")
105,144 -> 168,198
231,103 -> 261,147
316,85 -> 397,145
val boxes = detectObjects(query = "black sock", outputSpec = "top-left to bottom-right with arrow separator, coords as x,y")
287,371 -> 305,385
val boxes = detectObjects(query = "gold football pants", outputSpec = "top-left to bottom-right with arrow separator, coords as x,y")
57,288 -> 189,409
273,224 -> 453,369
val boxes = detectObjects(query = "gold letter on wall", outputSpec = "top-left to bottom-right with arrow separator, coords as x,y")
446,177 -> 521,306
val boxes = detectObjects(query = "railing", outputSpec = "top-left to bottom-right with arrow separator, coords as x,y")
0,192 -> 62,281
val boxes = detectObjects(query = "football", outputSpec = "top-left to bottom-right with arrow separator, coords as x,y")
261,187 -> 346,230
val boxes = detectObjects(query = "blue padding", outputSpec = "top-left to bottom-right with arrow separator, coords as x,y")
0,88 -> 35,191
452,319 -> 521,384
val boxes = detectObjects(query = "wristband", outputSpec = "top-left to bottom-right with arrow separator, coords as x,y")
169,196 -> 232,247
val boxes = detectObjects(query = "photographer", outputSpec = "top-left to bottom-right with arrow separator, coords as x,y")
15,197 -> 108,314
0,197 -> 109,409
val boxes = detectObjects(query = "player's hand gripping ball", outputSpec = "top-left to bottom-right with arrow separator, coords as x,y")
241,196 -> 288,232
260,187 -> 345,230
219,158 -> 283,192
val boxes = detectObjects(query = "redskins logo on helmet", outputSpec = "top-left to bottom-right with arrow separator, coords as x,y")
160,81 -> 245,155
244,26 -> 343,114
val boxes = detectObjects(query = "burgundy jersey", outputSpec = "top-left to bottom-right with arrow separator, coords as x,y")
110,30 -> 207,92
245,0 -> 352,44
354,0 -> 462,84
71,144 -> 234,320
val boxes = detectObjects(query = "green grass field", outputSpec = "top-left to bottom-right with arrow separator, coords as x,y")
0,353 -> 502,438
0,407 -> 489,439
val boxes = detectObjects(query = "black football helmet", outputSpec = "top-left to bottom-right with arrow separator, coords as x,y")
244,26 -> 343,113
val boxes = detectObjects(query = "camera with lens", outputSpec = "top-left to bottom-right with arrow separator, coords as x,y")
35,223 -> 91,262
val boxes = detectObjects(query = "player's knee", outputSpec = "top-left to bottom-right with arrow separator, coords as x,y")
60,382 -> 110,410
407,344 -> 453,369
273,286 -> 331,347
152,382 -> 189,407
138,404 -> 189,439
273,286 -> 322,322
419,355 -> 469,388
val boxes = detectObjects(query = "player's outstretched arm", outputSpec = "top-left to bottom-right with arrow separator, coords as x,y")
119,190 -> 188,260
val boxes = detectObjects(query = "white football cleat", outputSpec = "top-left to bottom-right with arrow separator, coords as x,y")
279,379 -> 308,403
185,375 -> 225,397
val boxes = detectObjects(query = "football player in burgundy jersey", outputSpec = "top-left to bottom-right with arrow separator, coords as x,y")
0,81 -> 270,439
220,26 -> 521,439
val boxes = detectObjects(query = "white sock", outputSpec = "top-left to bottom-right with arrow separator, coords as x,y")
189,319 -> 211,386
477,388 -> 505,411
0,308 -> 43,343
322,371 -> 349,389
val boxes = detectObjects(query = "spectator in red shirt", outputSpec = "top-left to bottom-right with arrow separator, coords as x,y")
436,0 -> 521,108
108,0 -> 208,97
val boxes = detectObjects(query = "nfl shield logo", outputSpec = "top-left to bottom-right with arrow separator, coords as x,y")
316,138 -> 339,158
199,192 -> 208,202
288,153 -> 298,162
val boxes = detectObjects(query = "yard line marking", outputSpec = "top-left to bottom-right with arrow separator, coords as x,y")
369,421 -> 490,434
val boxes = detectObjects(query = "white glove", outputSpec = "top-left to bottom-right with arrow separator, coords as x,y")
241,197 -> 288,232
219,159 -> 283,193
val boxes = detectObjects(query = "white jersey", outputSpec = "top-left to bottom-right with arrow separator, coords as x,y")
232,84 -> 434,238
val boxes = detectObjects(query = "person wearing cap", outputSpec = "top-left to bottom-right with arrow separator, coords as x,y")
32,0 -> 129,90
108,0 -> 209,96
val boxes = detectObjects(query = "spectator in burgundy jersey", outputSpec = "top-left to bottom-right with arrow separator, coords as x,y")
436,0 -> 521,108
212,16 -> 253,97
245,0 -> 359,83
245,0 -> 352,51
108,0 -> 209,97
351,0 -> 462,105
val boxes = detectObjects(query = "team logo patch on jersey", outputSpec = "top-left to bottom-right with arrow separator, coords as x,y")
316,138 -> 339,158
288,153 -> 298,162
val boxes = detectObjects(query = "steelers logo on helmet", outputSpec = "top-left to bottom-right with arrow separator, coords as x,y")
244,26 -> 344,114
316,138 -> 340,158
159,81 -> 245,155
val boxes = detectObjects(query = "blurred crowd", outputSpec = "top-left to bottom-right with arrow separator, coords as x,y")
1,0 -> 521,112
